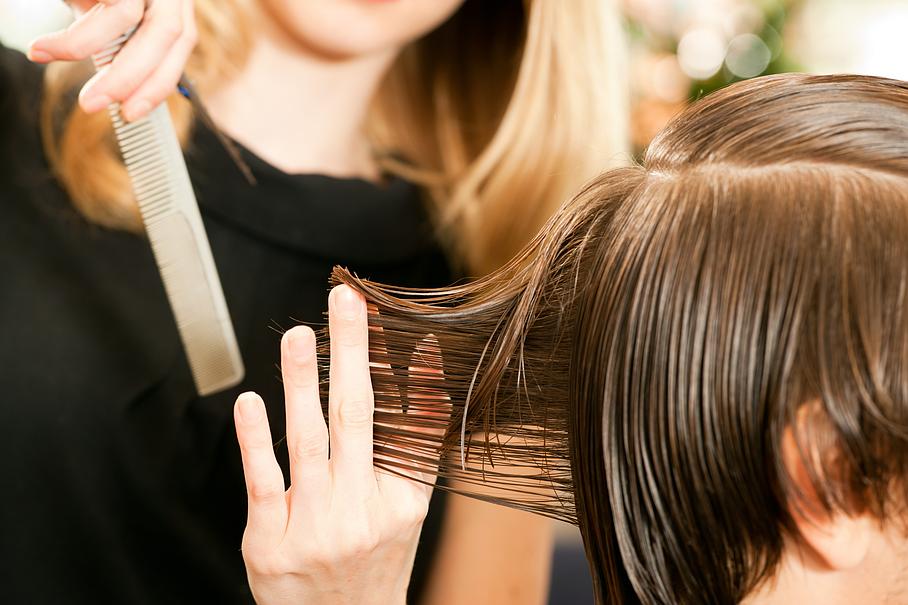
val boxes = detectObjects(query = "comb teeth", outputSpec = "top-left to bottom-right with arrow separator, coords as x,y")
93,30 -> 245,396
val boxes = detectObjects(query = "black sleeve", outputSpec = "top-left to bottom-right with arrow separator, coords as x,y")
0,42 -> 47,185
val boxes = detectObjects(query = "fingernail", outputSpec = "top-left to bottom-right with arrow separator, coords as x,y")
123,99 -> 151,122
27,48 -> 53,63
81,94 -> 114,114
334,286 -> 363,321
287,327 -> 314,362
238,393 -> 262,423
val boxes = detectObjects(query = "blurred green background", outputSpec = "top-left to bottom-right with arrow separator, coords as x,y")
624,0 -> 908,149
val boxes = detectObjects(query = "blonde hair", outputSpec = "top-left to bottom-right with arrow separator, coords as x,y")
41,0 -> 628,273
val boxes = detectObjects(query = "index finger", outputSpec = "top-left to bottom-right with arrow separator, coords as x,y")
281,326 -> 331,508
86,0 -> 188,113
28,0 -> 144,63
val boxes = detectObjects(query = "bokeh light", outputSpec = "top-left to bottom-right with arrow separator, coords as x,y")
789,0 -> 908,81
678,27 -> 727,80
725,33 -> 772,78
0,0 -> 72,50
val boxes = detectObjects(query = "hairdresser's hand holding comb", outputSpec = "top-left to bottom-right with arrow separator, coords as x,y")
28,0 -> 195,123
233,285 -> 436,605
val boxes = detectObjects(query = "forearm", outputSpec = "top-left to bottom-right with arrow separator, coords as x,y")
419,490 -> 554,605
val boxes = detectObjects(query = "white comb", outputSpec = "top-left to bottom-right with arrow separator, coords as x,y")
93,29 -> 244,396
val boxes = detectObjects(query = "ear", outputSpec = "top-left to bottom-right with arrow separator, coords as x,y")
781,413 -> 874,570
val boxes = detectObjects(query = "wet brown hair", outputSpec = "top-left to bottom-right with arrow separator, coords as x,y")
315,73 -> 908,604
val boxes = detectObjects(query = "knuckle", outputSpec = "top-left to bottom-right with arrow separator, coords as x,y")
290,432 -> 327,461
144,6 -> 183,40
294,541 -> 334,571
333,328 -> 365,350
183,24 -> 198,46
240,431 -> 273,451
63,38 -> 93,60
160,19 -> 184,42
103,75 -> 142,102
390,498 -> 427,531
142,87 -> 171,107
402,499 -> 429,527
338,398 -> 374,428
244,553 -> 286,578
285,372 -> 317,392
123,0 -> 146,25
339,526 -> 381,557
299,533 -> 333,565
248,482 -> 284,503
331,323 -> 366,350
182,8 -> 198,45
240,538 -> 270,573
283,361 -> 317,390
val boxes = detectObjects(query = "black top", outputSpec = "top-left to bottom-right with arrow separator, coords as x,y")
0,44 -> 451,604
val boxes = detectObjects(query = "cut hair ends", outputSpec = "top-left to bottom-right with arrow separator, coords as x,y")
314,74 -> 908,604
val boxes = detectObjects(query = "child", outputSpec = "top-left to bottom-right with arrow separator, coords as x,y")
238,73 -> 908,604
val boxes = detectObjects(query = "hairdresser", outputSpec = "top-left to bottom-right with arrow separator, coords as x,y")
0,0 -> 626,603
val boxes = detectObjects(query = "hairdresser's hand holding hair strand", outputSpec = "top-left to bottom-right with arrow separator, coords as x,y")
234,285 -> 444,605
